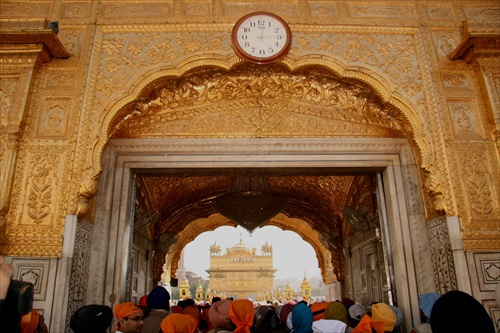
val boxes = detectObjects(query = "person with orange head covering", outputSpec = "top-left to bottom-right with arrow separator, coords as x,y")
228,299 -> 254,333
20,310 -> 48,333
184,304 -> 201,321
113,302 -> 144,333
171,305 -> 182,313
350,314 -> 384,333
160,313 -> 198,333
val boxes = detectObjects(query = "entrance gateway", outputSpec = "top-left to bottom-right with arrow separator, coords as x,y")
89,137 -> 429,333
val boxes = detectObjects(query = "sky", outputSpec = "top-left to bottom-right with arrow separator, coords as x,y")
182,225 -> 321,281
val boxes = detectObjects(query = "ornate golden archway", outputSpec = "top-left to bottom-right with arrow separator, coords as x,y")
77,58 -> 446,224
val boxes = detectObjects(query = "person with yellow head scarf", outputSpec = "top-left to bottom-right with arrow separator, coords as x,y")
325,301 -> 348,324
370,303 -> 396,333
160,313 -> 198,333
229,299 -> 254,333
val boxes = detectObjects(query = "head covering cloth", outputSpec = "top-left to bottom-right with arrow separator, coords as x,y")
430,290 -> 495,333
183,305 -> 200,323
138,295 -> 148,308
312,319 -> 347,333
229,299 -> 254,333
70,304 -> 113,333
371,303 -> 396,332
418,292 -> 440,321
160,313 -> 198,333
171,305 -> 182,313
291,302 -> 313,333
147,286 -> 171,310
113,302 -> 143,331
389,305 -> 404,327
350,314 -> 384,333
20,310 -> 40,333
279,303 -> 294,324
325,301 -> 348,324
310,301 -> 327,321
348,303 -> 366,320
209,299 -> 232,329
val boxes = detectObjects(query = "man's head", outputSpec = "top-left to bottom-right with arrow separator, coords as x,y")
70,304 -> 113,333
114,302 -> 144,333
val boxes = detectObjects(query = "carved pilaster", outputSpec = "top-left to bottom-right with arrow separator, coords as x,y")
0,20 -> 69,253
0,127 -> 21,226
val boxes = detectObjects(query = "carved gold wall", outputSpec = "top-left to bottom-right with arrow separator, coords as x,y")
1,1 -> 499,259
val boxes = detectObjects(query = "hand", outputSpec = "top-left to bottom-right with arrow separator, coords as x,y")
0,256 -> 15,300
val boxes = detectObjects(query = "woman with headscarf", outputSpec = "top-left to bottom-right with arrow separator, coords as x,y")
229,299 -> 254,333
208,299 -> 233,333
290,302 -> 313,333
160,313 -> 198,333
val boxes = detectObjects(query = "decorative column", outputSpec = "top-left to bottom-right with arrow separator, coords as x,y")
0,18 -> 68,233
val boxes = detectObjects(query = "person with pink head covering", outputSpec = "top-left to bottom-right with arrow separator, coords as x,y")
208,299 -> 233,333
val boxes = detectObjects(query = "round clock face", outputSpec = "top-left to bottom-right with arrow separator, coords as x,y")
231,12 -> 292,64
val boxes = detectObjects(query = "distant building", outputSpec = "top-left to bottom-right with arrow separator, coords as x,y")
207,236 -> 276,300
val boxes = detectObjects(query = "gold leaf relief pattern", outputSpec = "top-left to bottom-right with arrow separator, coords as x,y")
62,4 -> 90,18
58,30 -> 83,57
347,5 -> 414,18
93,31 -> 422,114
450,102 -> 478,136
0,76 -> 20,124
464,7 -> 500,20
110,66 -> 409,138
462,152 -> 495,220
0,4 -> 50,17
427,7 -> 452,20
94,32 -> 232,101
26,154 -> 58,225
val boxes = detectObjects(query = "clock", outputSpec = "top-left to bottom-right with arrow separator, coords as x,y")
231,12 -> 292,64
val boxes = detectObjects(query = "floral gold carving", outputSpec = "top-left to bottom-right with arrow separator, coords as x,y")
26,154 -> 56,224
347,4 -> 415,18
0,3 -> 51,17
427,6 -> 452,20
62,3 -> 90,19
462,152 -> 496,220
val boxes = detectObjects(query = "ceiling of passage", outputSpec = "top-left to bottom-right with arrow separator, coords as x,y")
134,170 -> 379,244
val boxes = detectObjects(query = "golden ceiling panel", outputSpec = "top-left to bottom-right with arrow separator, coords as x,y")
136,173 -> 358,241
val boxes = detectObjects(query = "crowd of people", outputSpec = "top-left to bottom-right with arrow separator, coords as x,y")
67,287 -> 496,333
1,255 -> 497,333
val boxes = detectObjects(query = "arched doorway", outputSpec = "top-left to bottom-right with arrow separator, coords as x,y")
86,63 -> 434,332
89,137 -> 429,333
